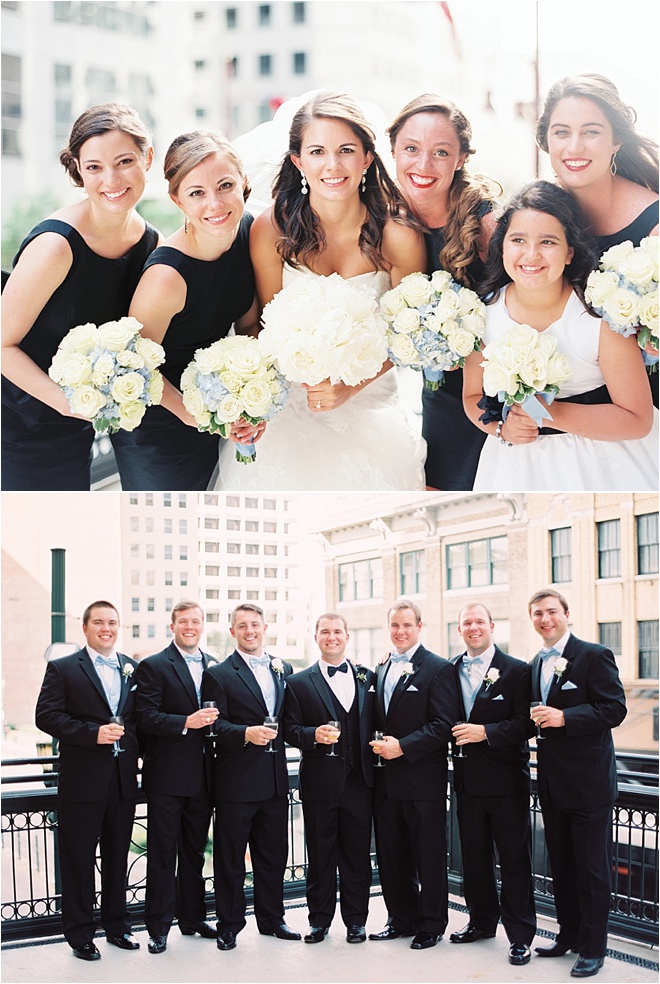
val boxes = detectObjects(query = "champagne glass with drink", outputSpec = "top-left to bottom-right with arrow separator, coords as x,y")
264,715 -> 278,753
110,715 -> 124,757
326,720 -> 341,757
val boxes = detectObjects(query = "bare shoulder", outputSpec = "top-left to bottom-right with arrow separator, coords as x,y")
251,207 -> 280,245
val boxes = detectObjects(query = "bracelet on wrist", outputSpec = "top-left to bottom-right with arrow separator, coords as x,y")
495,420 -> 513,447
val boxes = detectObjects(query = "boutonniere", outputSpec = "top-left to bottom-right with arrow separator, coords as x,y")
401,662 -> 414,677
484,667 -> 500,689
271,657 -> 284,677
356,667 -> 368,684
122,663 -> 134,680
553,656 -> 568,679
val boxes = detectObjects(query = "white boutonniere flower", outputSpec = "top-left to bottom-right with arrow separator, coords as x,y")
356,668 -> 368,684
271,657 -> 284,676
122,663 -> 134,679
484,667 -> 500,688
402,662 -> 414,677
553,656 -> 568,679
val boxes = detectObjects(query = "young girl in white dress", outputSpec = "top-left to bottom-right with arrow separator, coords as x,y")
462,181 -> 657,491
216,91 -> 427,492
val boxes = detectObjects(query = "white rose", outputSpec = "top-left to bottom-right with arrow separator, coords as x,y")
505,323 -> 539,349
134,335 -> 166,371
433,290 -> 462,322
545,352 -> 572,388
397,272 -> 433,307
183,387 -> 211,426
240,377 -> 274,418
639,292 -> 659,333
586,269 -> 620,309
379,287 -> 408,321
389,332 -> 422,365
194,343 -> 226,376
447,328 -> 478,358
60,322 -> 99,354
49,351 -> 93,387
68,384 -> 106,418
456,287 -> 482,317
180,363 -> 198,392
599,240 -> 634,270
392,308 -> 421,334
518,352 -> 548,391
430,269 -> 453,292
96,319 -> 137,351
639,237 -> 659,280
116,349 -> 144,370
118,401 -> 146,431
214,393 -> 243,424
111,372 -> 145,404
278,334 -> 327,384
602,287 -> 640,327
147,372 -> 164,405
91,353 -> 116,381
620,248 -> 656,289
460,308 -> 487,338
222,337 -> 263,376
482,360 -> 517,398
219,370 -> 243,394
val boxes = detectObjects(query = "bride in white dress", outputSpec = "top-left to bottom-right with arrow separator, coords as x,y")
216,91 -> 427,492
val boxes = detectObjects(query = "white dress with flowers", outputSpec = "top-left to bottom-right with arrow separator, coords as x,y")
215,267 -> 426,491
473,288 -> 659,492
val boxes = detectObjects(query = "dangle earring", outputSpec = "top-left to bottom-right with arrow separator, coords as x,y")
184,215 -> 189,234
361,168 -> 367,193
610,152 -> 618,176
300,172 -> 308,195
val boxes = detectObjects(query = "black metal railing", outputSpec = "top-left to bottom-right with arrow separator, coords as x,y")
1,750 -> 657,945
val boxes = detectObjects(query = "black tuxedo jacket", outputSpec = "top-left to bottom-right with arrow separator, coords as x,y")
374,644 -> 459,801
283,661 -> 376,800
450,646 -> 531,797
201,650 -> 293,803
35,647 -> 139,802
529,633 -> 627,810
135,642 -> 217,797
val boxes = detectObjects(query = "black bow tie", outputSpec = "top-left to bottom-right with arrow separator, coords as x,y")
328,662 -> 348,677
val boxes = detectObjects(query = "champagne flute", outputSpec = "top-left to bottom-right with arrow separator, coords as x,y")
264,715 -> 278,753
110,714 -> 124,757
530,701 -> 545,741
372,730 -> 385,768
202,700 -> 217,737
326,720 -> 341,757
453,719 -> 467,758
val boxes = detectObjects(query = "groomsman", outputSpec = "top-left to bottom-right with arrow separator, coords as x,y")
35,601 -> 140,961
368,600 -> 459,950
528,589 -> 626,979
201,603 -> 301,950
135,601 -> 219,954
283,613 -> 376,944
449,603 -> 536,966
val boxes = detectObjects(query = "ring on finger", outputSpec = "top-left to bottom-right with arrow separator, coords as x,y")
316,400 -> 322,410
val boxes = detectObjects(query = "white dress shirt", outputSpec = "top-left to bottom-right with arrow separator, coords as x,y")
319,658 -> 355,712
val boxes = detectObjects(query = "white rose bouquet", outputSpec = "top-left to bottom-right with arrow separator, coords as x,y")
585,237 -> 658,365
379,270 -> 486,389
48,317 -> 165,432
180,335 -> 289,464
479,323 -> 572,427
257,273 -> 388,387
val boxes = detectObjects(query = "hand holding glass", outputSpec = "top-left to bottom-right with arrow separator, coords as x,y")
453,720 -> 467,758
326,720 -> 341,757
263,715 -> 278,753
530,702 -> 545,740
110,715 -> 124,757
202,700 -> 217,737
372,730 -> 385,767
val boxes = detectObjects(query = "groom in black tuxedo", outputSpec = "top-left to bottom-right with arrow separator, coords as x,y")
368,599 -> 459,950
135,601 -> 219,954
35,601 -> 140,962
528,589 -> 627,979
201,603 -> 301,951
283,613 -> 376,944
449,602 -> 536,966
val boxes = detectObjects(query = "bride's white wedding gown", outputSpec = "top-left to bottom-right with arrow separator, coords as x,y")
215,267 -> 426,491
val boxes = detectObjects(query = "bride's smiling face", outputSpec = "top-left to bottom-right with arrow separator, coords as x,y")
291,118 -> 373,202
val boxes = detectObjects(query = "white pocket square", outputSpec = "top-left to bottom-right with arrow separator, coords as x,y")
368,685 -> 376,692
407,685 -> 419,692
130,684 -> 137,691
561,680 -> 578,690
492,693 -> 504,700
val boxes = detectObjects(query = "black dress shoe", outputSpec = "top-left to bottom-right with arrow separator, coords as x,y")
346,925 -> 366,943
509,942 -> 531,965
72,942 -> 101,961
217,930 -> 237,951
368,925 -> 410,940
147,935 -> 167,954
571,956 -> 605,978
411,931 -> 441,949
449,923 -> 496,943
106,933 -> 140,950
264,922 -> 302,941
535,940 -> 576,957
179,920 -> 217,938
304,926 -> 329,944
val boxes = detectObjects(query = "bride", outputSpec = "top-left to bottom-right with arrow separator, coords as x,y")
215,91 -> 427,491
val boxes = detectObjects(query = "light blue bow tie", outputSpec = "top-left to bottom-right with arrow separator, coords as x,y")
463,655 -> 483,666
390,653 -> 410,663
183,652 -> 203,663
540,647 -> 560,661
250,655 -> 271,670
95,654 -> 118,669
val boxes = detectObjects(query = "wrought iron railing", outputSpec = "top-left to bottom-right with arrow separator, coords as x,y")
1,750 -> 657,945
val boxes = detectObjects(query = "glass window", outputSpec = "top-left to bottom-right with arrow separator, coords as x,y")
164,519 -> 172,534
206,565 -> 219,576
163,493 -> 171,507
597,519 -> 621,578
146,570 -> 155,586
264,544 -> 277,556
206,589 -> 220,599
227,543 -> 241,554
129,494 -> 138,505
638,620 -> 658,679
132,625 -> 140,639
226,7 -> 237,28
228,589 -> 241,599
550,527 -> 572,583
400,550 -> 425,595
264,568 -> 277,578
205,517 -> 219,530
637,513 -> 659,574
146,517 -> 154,533
165,571 -> 173,585
263,498 -> 277,509
245,497 -> 258,508
147,598 -> 155,612
258,4 -> 271,25
350,627 -> 385,668
338,558 -> 383,602
148,625 -> 155,639
246,544 -> 259,554
179,520 -> 187,534
146,544 -> 155,559
265,590 -> 277,600
205,494 -> 218,506
131,570 -> 139,585
145,493 -> 153,506
164,545 -> 172,560
293,51 -> 306,73
247,590 -> 259,600
180,547 -> 188,561
227,519 -> 241,530
264,522 -> 276,532
130,544 -> 139,559
599,622 -> 622,656
180,572 -> 188,586
130,516 -> 139,532
228,566 -> 241,577
258,54 -> 272,76
247,567 -> 259,577
178,494 -> 187,508
292,1 -> 306,23
446,536 -> 507,588
227,496 -> 240,507
131,597 -> 139,612
246,521 -> 259,532
206,542 -> 220,553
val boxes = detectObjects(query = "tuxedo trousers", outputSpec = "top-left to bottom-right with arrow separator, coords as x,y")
456,790 -> 536,944
302,770 -> 373,928
373,790 -> 448,935
57,766 -> 135,947
540,798 -> 613,958
213,796 -> 288,934
144,785 -> 213,937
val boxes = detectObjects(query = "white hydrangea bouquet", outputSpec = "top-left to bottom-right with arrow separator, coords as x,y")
180,335 -> 289,463
379,270 -> 486,389
48,317 -> 165,432
479,323 -> 572,426
257,272 -> 388,387
585,237 -> 658,363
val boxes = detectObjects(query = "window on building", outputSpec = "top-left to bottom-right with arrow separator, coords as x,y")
264,544 -> 277,556
178,494 -> 187,508
179,520 -> 187,534
205,517 -> 219,530
131,597 -> 139,612
206,565 -> 219,576
148,625 -> 155,639
637,513 -> 659,574
258,4 -> 271,25
264,522 -> 276,533
247,567 -> 259,577
131,570 -> 139,585
292,1 -> 306,22
180,572 -> 188,586
293,51 -> 306,74
228,566 -> 241,577
205,494 -> 218,506
195,108 -> 206,119
207,589 -> 220,599
226,7 -> 237,28
146,517 -> 154,533
599,622 -> 622,656
245,497 -> 258,508
147,598 -> 155,612
129,494 -> 138,505
165,571 -> 173,585
446,536 -> 508,589
246,544 -> 259,554
164,519 -> 172,534
228,589 -> 241,599
132,625 -> 140,639
165,598 -> 173,612
638,620 -> 659,679
194,59 -> 206,70
263,498 -> 277,509
228,543 -> 241,554
206,542 -> 220,553
130,516 -> 139,532
227,496 -> 240,507
265,590 -> 277,600
227,519 -> 241,530
550,527 -> 572,583
180,547 -> 188,561
246,521 -> 259,532
146,570 -> 155,586
193,9 -> 205,19
258,54 -> 272,76
163,493 -> 171,507
400,550 -> 425,595
264,568 -> 277,578
338,558 -> 383,602
164,545 -> 172,560
145,544 -> 155,558
247,590 -> 259,600
597,519 -> 621,578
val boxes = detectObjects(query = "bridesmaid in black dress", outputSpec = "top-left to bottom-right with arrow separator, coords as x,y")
536,73 -> 658,403
387,95 -> 502,490
111,130 -> 260,491
1,103 -> 158,490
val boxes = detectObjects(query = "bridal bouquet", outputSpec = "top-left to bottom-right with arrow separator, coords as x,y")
379,270 -> 486,389
258,273 -> 388,386
585,237 -> 658,359
479,323 -> 572,426
180,335 -> 289,463
48,317 -> 165,432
